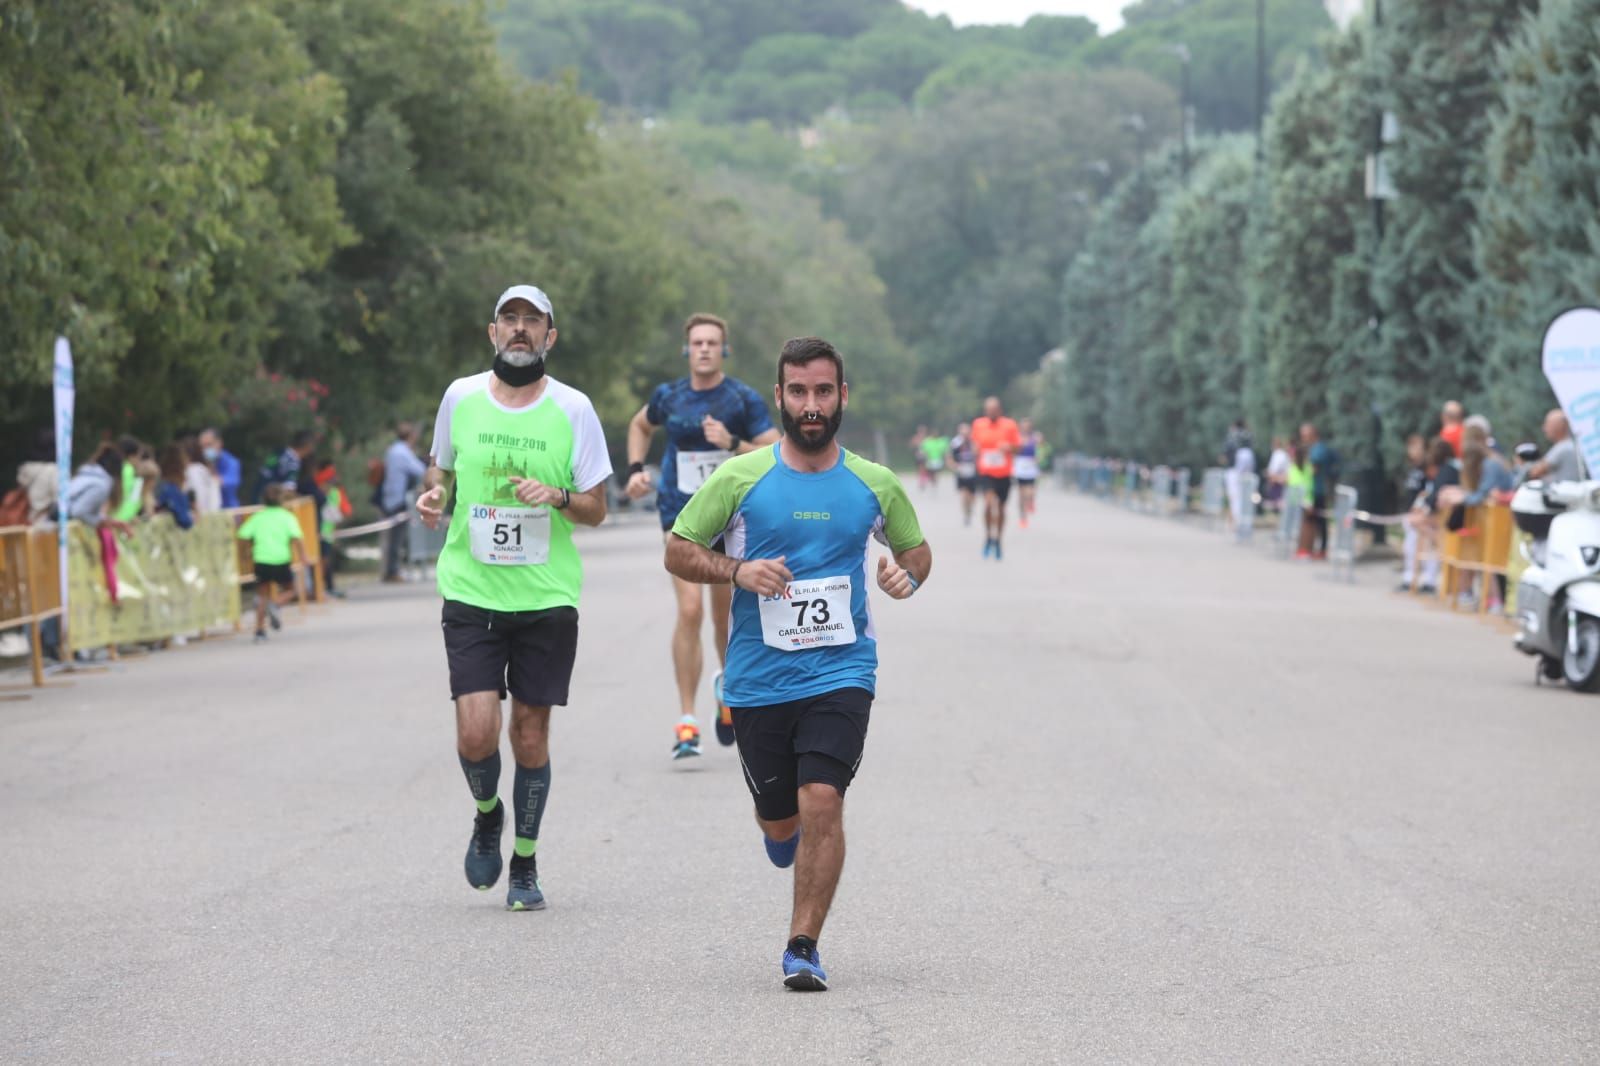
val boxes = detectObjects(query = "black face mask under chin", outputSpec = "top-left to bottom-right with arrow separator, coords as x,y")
492,352 -> 547,387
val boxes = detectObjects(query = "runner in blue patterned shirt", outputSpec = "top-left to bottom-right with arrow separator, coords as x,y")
625,313 -> 781,760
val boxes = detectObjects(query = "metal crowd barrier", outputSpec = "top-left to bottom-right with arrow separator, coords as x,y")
1199,468 -> 1226,526
1150,466 -> 1172,516
1233,472 -> 1260,542
1171,468 -> 1191,517
1325,485 -> 1360,582
1275,485 -> 1305,559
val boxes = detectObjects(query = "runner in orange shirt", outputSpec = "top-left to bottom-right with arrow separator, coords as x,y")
969,396 -> 1022,560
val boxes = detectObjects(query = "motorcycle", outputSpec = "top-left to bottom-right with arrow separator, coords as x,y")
1512,479 -> 1600,691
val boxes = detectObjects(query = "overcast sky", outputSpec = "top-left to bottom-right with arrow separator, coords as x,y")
905,1 -> 1126,33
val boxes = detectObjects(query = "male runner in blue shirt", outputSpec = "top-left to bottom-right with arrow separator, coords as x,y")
625,313 -> 779,759
666,336 -> 932,991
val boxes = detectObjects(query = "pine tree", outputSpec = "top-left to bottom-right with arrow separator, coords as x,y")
1473,0 -> 1600,444
1371,0 -> 1538,452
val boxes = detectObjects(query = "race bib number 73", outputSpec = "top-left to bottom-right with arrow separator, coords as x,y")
758,575 -> 856,651
468,504 -> 550,565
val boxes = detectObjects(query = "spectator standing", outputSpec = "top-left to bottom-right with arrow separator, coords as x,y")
16,428 -> 59,525
153,445 -> 194,530
114,436 -> 152,522
1438,401 -> 1465,458
1299,422 -> 1339,560
182,437 -> 222,514
1222,420 -> 1256,534
198,428 -> 241,508
1263,436 -> 1291,509
1396,434 -> 1428,592
1526,409 -> 1582,482
315,461 -> 350,598
380,421 -> 427,583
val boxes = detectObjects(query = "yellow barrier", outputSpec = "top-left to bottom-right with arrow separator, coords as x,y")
1436,504 -> 1517,620
68,513 -> 242,652
0,525 -> 64,689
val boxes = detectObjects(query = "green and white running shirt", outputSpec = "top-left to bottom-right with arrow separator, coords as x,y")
430,372 -> 613,612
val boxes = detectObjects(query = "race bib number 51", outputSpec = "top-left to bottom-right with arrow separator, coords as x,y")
468,504 -> 550,565
758,575 -> 856,651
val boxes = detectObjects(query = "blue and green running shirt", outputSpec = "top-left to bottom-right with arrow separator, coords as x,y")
670,444 -> 925,707
646,376 -> 774,529
430,373 -> 613,613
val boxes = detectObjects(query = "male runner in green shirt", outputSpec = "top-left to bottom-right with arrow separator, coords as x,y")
416,284 -> 612,911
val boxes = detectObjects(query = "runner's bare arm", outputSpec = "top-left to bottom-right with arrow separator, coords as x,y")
665,534 -> 791,595
701,417 -> 780,455
508,478 -> 607,528
625,405 -> 656,498
416,466 -> 454,530
876,541 -> 931,600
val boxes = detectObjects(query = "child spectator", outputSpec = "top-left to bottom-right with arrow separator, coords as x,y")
237,483 -> 305,643
314,460 -> 350,598
154,444 -> 194,530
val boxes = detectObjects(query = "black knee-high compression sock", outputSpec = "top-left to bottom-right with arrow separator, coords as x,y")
512,761 -> 551,858
459,750 -> 502,813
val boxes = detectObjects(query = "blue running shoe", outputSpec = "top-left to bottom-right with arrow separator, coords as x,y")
982,539 -> 993,558
782,938 -> 828,991
764,829 -> 800,869
993,540 -> 1003,561
505,852 -> 545,911
672,716 -> 702,760
464,800 -> 504,890
713,671 -> 735,747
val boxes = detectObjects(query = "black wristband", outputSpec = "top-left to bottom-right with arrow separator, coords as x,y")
627,461 -> 644,477
730,560 -> 743,587
555,488 -> 570,510
728,435 -> 742,451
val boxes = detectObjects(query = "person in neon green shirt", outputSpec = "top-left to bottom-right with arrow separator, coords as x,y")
917,432 -> 950,492
236,484 -> 305,642
415,284 -> 613,912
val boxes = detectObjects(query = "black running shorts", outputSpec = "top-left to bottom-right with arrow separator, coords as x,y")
731,687 -> 873,822
982,475 -> 1013,504
957,475 -> 980,493
441,600 -> 579,707
253,562 -> 294,586
1015,477 -> 1037,487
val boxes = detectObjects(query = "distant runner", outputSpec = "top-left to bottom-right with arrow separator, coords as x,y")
1014,417 -> 1043,527
969,397 -> 1021,559
949,422 -> 978,526
917,430 -> 950,493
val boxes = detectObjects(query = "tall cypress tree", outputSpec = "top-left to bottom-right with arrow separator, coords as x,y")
1473,0 -> 1600,443
1371,0 -> 1537,451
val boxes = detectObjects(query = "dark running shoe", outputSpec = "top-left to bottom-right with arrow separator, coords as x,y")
505,853 -> 546,911
782,939 -> 828,991
713,671 -> 735,747
465,800 -> 504,891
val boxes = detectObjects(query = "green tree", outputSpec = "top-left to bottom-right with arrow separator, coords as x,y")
1247,34 -> 1374,463
845,69 -> 1177,401
1472,0 -> 1600,443
1370,0 -> 1538,455
1169,136 -> 1256,467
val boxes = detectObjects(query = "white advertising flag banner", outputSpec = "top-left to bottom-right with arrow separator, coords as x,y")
54,337 -> 74,625
1541,307 -> 1600,478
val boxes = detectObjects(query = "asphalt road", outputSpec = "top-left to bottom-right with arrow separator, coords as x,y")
3,483 -> 1597,1064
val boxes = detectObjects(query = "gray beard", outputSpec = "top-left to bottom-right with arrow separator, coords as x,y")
497,344 -> 544,368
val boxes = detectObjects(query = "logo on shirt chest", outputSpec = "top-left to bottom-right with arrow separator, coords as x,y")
792,511 -> 832,521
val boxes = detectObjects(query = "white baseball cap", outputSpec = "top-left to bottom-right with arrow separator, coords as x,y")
493,284 -> 554,326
